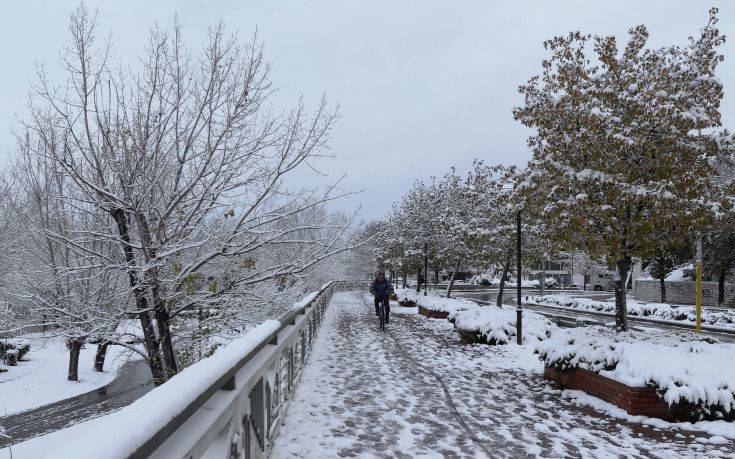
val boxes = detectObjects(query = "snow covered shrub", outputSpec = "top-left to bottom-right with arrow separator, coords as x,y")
536,326 -> 735,421
0,339 -> 31,361
414,294 -> 478,315
533,295 -> 735,329
4,349 -> 18,366
395,289 -> 418,307
450,307 -> 555,345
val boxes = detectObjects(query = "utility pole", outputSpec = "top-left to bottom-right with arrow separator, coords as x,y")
695,235 -> 703,333
516,211 -> 523,345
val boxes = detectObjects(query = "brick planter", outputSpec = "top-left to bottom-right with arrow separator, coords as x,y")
398,299 -> 417,308
544,367 -> 688,421
418,306 -> 449,320
457,328 -> 484,344
457,328 -> 511,345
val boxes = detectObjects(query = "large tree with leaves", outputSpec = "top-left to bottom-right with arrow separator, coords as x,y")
515,9 -> 731,330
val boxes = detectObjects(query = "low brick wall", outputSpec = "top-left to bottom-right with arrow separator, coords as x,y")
544,367 -> 687,421
456,328 -> 509,345
398,299 -> 417,308
418,306 -> 449,320
457,328 -> 485,344
634,279 -> 735,307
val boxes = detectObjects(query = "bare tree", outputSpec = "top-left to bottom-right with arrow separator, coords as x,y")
21,6 -> 359,384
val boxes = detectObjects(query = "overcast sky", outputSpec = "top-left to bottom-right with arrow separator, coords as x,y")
1,1 -> 733,220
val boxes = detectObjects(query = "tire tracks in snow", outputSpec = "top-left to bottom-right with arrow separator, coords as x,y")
359,293 -> 494,458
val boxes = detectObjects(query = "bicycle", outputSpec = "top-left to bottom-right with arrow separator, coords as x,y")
376,295 -> 389,331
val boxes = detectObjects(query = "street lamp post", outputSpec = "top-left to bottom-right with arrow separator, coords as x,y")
516,211 -> 523,345
695,235 -> 703,333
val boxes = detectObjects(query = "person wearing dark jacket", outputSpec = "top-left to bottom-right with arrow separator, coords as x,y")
370,273 -> 394,323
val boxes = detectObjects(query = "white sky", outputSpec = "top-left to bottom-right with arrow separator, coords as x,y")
0,1 -> 733,219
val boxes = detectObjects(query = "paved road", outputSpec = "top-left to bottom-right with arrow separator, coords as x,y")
0,359 -> 153,448
271,291 -> 731,458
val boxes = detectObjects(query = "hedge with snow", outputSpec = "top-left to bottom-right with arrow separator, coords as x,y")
535,326 -> 735,421
395,289 -> 477,314
396,289 -> 555,344
534,295 -> 735,329
449,308 -> 555,344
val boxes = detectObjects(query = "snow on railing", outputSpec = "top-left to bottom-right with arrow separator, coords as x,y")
54,280 -> 367,459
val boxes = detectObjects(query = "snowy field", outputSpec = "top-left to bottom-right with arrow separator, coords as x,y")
271,291 -> 734,458
0,335 -> 130,416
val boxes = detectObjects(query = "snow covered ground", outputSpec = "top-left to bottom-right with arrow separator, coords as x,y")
0,413 -> 108,459
7,291 -> 735,458
0,335 -> 131,416
271,291 -> 734,458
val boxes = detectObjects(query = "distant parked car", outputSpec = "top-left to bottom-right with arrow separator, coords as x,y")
590,272 -> 614,291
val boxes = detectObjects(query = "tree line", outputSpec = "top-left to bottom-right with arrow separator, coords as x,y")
377,8 -> 735,331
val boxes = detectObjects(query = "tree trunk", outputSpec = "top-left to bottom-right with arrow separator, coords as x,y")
423,244 -> 428,296
68,339 -> 83,381
659,276 -> 667,303
416,269 -> 422,293
540,265 -> 546,296
718,270 -> 727,306
433,266 -> 439,286
583,275 -> 588,291
614,256 -> 631,331
401,270 -> 407,289
137,214 -> 178,378
111,208 -> 165,384
614,208 -> 632,332
497,266 -> 509,306
94,342 -> 111,372
446,261 -> 461,298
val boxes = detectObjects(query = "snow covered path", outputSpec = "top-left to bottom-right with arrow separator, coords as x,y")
271,291 -> 732,458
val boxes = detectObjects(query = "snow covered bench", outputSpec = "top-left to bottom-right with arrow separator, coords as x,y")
450,307 -> 555,345
536,326 -> 735,422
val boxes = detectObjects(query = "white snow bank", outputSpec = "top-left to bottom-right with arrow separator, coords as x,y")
450,307 -> 555,344
395,288 -> 478,314
51,320 -> 281,459
0,412 -> 110,459
536,326 -> 735,419
533,295 -> 735,329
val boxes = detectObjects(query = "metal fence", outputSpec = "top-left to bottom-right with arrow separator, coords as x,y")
132,280 -> 366,459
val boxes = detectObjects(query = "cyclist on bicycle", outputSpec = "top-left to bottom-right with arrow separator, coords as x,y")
370,273 -> 394,323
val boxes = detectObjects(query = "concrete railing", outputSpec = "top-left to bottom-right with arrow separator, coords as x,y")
56,280 -> 366,459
